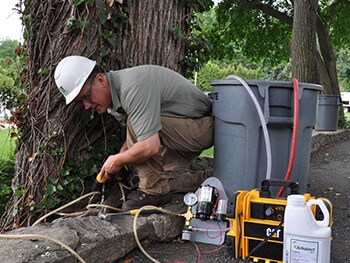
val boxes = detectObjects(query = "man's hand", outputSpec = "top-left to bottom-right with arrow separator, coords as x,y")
99,154 -> 124,181
98,132 -> 161,182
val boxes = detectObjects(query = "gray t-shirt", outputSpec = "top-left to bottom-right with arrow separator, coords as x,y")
107,65 -> 212,141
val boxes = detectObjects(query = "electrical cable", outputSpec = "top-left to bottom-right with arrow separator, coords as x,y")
85,203 -> 122,212
55,211 -> 91,217
118,181 -> 127,203
0,233 -> 87,263
202,222 -> 224,254
191,241 -> 201,263
33,179 -> 126,223
228,75 -> 272,180
277,78 -> 299,197
32,191 -> 101,226
2,191 -> 104,263
133,205 -> 183,263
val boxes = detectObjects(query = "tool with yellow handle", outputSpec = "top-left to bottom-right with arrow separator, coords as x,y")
92,166 -> 130,192
91,172 -> 106,192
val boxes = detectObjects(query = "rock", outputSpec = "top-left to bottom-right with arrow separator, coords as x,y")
0,194 -> 187,263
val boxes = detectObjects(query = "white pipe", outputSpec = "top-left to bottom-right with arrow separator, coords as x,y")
229,75 -> 272,180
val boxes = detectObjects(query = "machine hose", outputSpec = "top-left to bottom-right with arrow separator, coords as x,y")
229,75 -> 272,180
277,78 -> 299,197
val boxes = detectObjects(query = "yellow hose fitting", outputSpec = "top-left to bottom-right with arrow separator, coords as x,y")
96,173 -> 106,184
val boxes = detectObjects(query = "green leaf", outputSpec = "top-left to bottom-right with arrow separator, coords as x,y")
46,183 -> 56,195
67,184 -> 75,192
38,68 -> 49,75
56,184 -> 64,191
60,168 -> 70,177
62,179 -> 69,185
74,0 -> 85,6
15,189 -> 24,197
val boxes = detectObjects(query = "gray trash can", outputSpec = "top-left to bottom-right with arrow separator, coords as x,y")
315,95 -> 341,131
210,77 -> 322,197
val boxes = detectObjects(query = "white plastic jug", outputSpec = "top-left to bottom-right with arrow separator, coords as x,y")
283,195 -> 331,263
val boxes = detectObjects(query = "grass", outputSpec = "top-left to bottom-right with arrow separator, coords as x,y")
345,112 -> 350,121
201,146 -> 214,157
0,128 -> 16,160
0,128 -> 16,215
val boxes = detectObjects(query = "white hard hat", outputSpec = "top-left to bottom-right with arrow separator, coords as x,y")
54,56 -> 96,104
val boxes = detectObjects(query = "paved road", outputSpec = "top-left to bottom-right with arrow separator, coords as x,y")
115,136 -> 350,263
307,136 -> 350,263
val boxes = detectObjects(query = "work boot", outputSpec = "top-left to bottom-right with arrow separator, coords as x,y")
122,191 -> 172,212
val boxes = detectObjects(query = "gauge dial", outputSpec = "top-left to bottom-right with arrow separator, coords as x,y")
183,192 -> 198,206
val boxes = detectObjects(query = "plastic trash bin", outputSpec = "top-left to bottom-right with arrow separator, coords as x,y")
210,77 -> 322,197
315,95 -> 341,131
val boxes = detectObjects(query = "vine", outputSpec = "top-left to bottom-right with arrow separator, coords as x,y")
1,0 -> 212,229
98,0 -> 129,68
26,0 -> 128,217
183,13 -> 212,76
176,1 -> 213,76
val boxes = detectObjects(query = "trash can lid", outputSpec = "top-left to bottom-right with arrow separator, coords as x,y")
210,77 -> 323,92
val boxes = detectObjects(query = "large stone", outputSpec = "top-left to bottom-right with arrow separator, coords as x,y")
0,195 -> 186,263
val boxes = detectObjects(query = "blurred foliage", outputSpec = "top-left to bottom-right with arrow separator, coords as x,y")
0,39 -> 26,110
193,60 -> 265,91
336,49 -> 350,91
0,157 -> 14,215
0,39 -> 18,87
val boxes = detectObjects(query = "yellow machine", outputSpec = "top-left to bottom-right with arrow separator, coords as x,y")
225,180 -> 332,263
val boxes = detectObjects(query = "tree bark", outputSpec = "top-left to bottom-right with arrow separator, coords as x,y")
291,0 -> 319,83
1,0 -> 194,232
316,18 -> 340,95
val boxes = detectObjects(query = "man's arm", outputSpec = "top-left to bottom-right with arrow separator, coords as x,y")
119,140 -> 128,153
99,132 -> 161,180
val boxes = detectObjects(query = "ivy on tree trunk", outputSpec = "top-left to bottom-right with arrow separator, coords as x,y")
1,0 -> 201,232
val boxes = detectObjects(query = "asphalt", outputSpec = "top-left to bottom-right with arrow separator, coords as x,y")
115,131 -> 350,263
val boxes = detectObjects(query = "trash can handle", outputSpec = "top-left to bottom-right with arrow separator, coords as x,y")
260,179 -> 299,197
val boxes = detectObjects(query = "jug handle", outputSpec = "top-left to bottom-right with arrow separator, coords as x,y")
306,199 -> 330,227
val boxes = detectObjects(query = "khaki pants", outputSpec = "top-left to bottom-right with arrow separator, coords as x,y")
126,116 -> 214,195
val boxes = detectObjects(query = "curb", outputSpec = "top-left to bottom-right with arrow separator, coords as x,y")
311,129 -> 350,153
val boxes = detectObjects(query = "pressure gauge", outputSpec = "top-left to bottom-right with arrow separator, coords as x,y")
183,192 -> 198,206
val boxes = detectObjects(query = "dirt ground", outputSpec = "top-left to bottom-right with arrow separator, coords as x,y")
115,136 -> 350,263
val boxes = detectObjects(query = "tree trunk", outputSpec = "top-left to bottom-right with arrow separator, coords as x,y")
316,18 -> 340,95
291,0 -> 319,83
1,0 -> 194,232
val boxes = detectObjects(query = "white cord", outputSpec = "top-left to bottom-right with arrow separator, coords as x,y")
32,191 -> 101,226
227,75 -> 272,180
0,233 -> 87,263
133,205 -> 183,263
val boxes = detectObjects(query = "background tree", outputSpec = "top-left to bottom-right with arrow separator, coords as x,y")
1,0 -> 212,231
0,39 -> 19,59
337,49 -> 350,90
